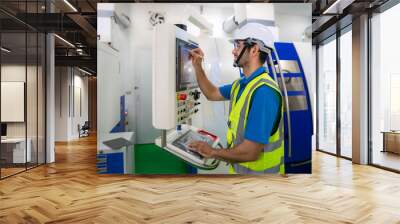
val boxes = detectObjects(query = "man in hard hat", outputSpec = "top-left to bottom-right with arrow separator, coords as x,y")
188,23 -> 284,174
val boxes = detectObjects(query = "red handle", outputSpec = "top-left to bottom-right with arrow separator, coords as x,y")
198,130 -> 217,141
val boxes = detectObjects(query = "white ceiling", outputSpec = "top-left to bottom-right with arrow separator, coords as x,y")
274,3 -> 312,17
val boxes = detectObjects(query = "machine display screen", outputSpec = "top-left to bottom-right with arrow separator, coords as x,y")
176,39 -> 198,91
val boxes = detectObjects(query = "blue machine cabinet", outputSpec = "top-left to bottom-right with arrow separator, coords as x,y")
274,42 -> 313,173
96,152 -> 124,174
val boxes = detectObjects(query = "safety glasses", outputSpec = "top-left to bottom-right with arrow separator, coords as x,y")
233,40 -> 245,49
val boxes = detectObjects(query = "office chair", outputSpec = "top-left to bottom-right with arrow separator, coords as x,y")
79,121 -> 90,138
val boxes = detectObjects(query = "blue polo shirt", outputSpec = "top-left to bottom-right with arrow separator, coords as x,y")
219,67 -> 281,145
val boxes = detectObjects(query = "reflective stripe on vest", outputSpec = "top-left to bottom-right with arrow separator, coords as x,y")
226,72 -> 285,174
228,157 -> 285,174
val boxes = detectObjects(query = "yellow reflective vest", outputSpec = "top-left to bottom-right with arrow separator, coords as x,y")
227,72 -> 285,174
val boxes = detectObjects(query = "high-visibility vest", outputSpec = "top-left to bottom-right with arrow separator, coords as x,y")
226,72 -> 285,174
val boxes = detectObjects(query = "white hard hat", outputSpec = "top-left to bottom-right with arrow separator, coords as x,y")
229,23 -> 274,53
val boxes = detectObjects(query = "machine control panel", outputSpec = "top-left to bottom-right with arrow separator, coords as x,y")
172,129 -> 217,159
176,89 -> 201,124
155,124 -> 220,169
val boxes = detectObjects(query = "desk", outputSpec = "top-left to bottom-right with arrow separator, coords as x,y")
382,131 -> 400,154
1,138 -> 31,163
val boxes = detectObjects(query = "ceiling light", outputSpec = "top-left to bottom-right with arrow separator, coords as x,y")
78,67 -> 93,76
323,0 -> 341,14
1,47 -> 11,53
323,0 -> 355,15
54,34 -> 75,48
63,0 -> 78,12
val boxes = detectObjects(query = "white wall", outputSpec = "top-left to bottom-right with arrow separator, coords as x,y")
1,66 -> 26,134
1,65 -> 35,137
1,65 -> 26,81
97,3 -> 136,147
55,67 -> 69,141
71,73 -> 89,138
55,67 -> 89,141
115,4 -> 136,136
274,3 -> 312,43
97,42 -> 122,145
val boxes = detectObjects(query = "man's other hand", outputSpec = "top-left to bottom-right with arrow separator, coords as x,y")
188,141 -> 215,158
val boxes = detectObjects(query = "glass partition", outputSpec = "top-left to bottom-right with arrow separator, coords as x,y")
0,2 -> 46,179
1,31 -> 28,177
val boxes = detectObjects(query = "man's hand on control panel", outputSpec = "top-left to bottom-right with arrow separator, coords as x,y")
188,141 -> 216,159
190,139 -> 264,163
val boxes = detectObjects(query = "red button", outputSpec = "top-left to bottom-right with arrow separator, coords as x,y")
178,94 -> 187,100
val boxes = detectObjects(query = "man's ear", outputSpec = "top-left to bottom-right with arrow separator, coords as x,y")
251,45 -> 260,55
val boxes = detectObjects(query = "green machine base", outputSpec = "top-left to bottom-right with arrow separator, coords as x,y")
134,144 -> 191,174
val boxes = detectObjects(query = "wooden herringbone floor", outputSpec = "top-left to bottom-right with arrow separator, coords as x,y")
1,135 -> 400,224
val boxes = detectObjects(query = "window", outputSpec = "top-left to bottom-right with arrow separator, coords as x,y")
371,3 -> 400,171
317,37 -> 337,154
339,28 -> 352,158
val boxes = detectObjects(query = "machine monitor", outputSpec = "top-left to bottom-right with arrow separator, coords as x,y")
176,38 -> 198,91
